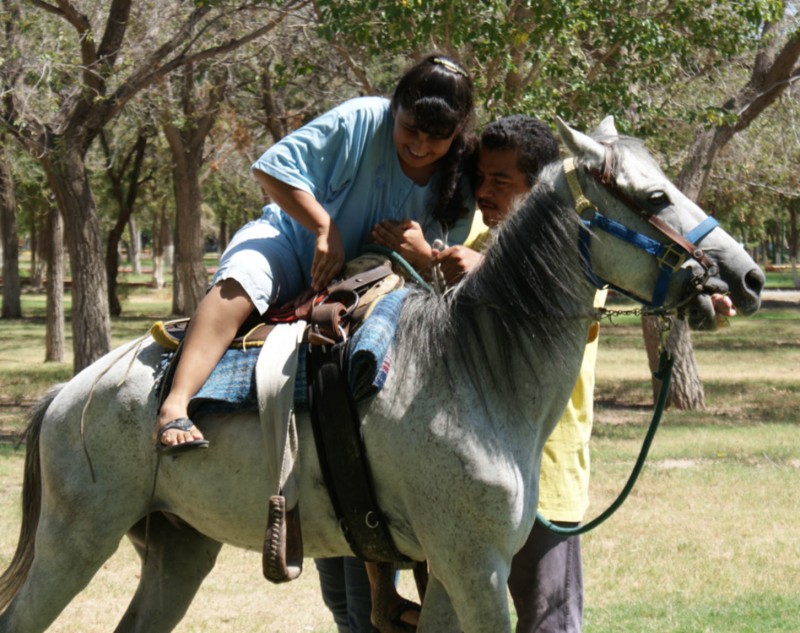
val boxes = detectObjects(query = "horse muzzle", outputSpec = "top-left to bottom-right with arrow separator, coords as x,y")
680,260 -> 765,330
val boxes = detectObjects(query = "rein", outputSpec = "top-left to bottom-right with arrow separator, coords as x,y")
536,341 -> 673,536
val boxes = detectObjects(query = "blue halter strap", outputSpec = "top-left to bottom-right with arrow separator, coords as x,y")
563,156 -> 719,308
578,213 -> 719,307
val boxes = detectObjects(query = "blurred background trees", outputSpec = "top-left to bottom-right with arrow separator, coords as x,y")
1,0 -> 797,401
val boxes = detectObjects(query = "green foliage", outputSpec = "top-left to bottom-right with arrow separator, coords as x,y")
3,0 -> 797,275
314,0 -> 783,128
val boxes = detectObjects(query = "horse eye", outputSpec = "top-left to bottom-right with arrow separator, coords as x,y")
648,191 -> 668,208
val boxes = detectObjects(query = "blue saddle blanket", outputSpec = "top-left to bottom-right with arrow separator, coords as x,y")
184,288 -> 409,416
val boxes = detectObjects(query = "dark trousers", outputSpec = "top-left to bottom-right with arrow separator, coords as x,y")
507,521 -> 583,633
315,556 -> 373,633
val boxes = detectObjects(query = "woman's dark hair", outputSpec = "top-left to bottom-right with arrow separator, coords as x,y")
391,54 -> 476,227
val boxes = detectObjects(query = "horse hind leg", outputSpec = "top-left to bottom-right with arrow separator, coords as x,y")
0,509 -> 128,633
0,386 -> 116,633
115,512 -> 223,633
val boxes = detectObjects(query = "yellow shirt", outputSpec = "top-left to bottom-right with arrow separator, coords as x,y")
466,225 -> 605,522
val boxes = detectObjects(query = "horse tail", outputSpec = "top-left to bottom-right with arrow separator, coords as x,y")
0,384 -> 63,612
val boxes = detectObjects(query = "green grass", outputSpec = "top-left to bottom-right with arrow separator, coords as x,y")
764,269 -> 799,289
0,290 -> 171,407
582,298 -> 800,632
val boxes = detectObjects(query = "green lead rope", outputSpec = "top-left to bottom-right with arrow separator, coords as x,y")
536,348 -> 675,536
363,244 -> 433,292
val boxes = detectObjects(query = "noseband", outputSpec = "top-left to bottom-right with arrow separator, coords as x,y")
563,144 -> 719,308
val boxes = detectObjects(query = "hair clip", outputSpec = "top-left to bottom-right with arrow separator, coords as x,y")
432,57 -> 469,78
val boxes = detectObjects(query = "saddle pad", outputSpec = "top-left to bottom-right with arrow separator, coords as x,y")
175,288 -> 410,416
347,287 -> 409,401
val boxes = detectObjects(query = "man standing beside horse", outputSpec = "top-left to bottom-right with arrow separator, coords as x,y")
372,114 -> 598,633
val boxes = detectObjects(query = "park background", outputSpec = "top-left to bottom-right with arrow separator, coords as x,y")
1,1 -> 800,631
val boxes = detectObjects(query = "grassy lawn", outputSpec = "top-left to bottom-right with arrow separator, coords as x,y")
583,303 -> 800,632
0,278 -> 798,631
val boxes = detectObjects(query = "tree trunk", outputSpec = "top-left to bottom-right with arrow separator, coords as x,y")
162,68 -> 227,315
0,139 -> 21,318
789,204 -> 799,289
45,205 -> 65,363
103,131 -> 148,316
42,151 -> 111,373
129,216 -> 142,275
641,18 -> 800,410
29,212 -> 45,290
642,316 -> 705,410
171,167 -> 208,315
152,205 -> 169,291
218,219 -> 229,255
106,212 -> 126,317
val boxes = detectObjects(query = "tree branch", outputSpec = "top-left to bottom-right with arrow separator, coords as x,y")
711,174 -> 800,199
29,0 -> 64,18
52,0 -> 101,92
311,0 -> 372,93
105,0 -> 309,126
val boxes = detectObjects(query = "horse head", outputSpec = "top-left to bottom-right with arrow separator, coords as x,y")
556,116 -> 764,329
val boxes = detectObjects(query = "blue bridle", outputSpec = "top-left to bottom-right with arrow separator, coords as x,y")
563,153 -> 720,308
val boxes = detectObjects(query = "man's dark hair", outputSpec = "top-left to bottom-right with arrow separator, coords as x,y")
480,115 -> 559,186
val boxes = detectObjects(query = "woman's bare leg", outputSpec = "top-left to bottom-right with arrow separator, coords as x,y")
156,278 -> 255,448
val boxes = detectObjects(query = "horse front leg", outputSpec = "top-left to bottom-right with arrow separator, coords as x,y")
416,574 -> 460,633
423,550 -> 512,633
115,513 -> 223,633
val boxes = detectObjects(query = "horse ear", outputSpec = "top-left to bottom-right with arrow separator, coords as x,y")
593,116 -> 618,138
556,117 -> 606,168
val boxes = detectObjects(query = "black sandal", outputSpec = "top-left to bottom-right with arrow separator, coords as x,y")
387,598 -> 420,632
155,417 -> 209,454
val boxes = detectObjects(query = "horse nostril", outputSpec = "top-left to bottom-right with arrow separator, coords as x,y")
745,267 -> 766,297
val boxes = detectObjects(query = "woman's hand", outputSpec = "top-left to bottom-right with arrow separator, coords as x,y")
254,171 -> 345,290
312,220 -> 345,291
370,219 -> 433,271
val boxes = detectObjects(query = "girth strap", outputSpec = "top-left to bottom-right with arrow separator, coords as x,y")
307,344 -> 408,562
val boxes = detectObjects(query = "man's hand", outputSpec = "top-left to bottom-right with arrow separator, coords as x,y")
434,245 -> 483,285
711,293 -> 737,327
370,220 -> 433,271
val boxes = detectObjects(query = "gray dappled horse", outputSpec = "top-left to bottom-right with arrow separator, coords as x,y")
0,118 -> 764,632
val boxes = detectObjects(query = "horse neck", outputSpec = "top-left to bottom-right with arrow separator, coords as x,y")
435,182 -> 597,429
455,176 -> 598,353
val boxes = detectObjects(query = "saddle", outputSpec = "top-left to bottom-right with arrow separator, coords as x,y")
152,253 -> 408,583
150,253 -> 403,352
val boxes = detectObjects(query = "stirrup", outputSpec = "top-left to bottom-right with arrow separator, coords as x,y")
263,494 -> 303,583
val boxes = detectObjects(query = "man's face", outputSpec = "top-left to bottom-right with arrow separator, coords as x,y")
475,147 -> 531,228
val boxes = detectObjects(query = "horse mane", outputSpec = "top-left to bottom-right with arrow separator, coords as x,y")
395,173 -> 590,391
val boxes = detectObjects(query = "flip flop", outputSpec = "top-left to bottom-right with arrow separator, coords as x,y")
388,598 -> 421,632
155,417 -> 209,454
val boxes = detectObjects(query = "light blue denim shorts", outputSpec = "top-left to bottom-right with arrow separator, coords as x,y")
211,216 -> 306,315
